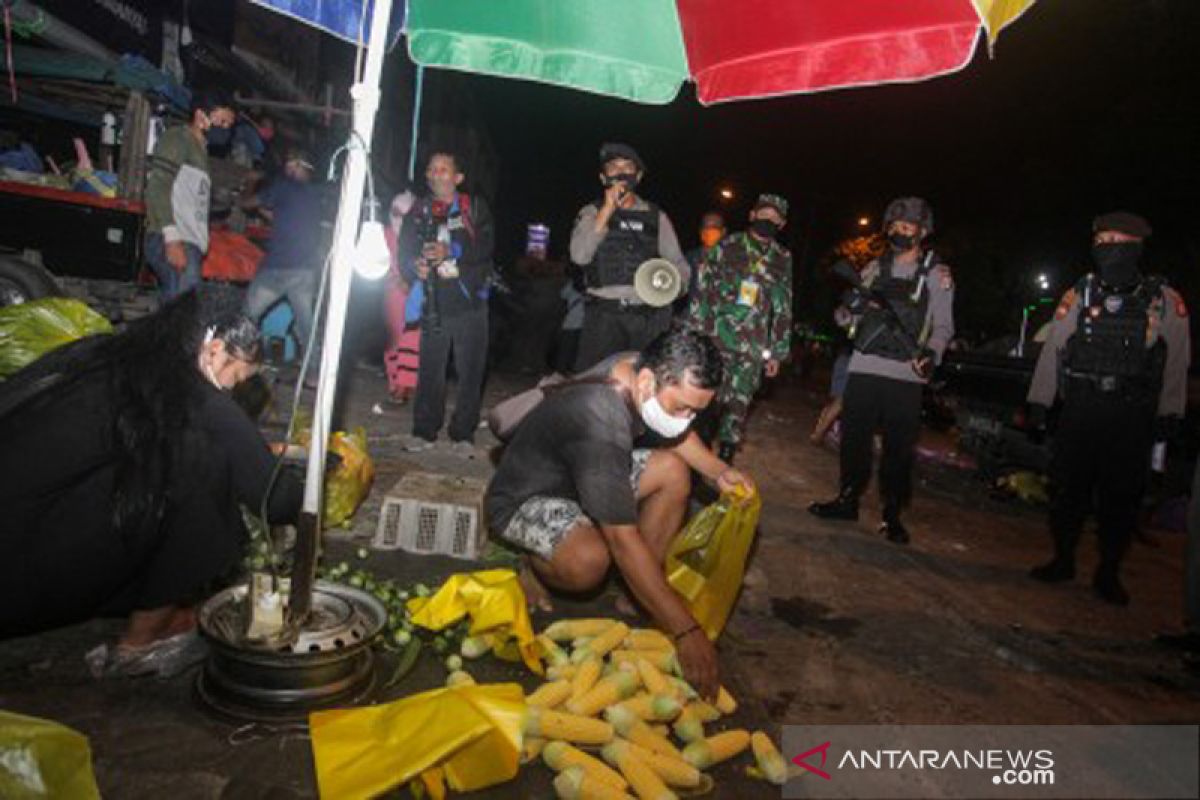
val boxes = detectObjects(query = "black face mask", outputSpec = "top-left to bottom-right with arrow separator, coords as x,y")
888,232 -> 916,251
1092,241 -> 1143,287
750,219 -> 780,239
605,172 -> 639,189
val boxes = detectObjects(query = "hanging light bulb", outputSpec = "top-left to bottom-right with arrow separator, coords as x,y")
354,198 -> 391,279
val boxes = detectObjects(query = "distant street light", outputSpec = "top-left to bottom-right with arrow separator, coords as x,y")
718,187 -> 734,200
1035,272 -> 1051,291
857,216 -> 870,227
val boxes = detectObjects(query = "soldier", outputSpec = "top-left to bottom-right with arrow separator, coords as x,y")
808,197 -> 954,544
1028,211 -> 1190,605
689,194 -> 793,463
570,143 -> 690,371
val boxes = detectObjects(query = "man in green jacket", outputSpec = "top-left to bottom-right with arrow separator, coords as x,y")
144,90 -> 236,299
688,193 -> 793,463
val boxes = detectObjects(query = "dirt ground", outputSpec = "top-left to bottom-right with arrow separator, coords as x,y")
2,360 -> 1198,798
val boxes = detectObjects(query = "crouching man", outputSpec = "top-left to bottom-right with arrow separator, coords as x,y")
485,327 -> 752,698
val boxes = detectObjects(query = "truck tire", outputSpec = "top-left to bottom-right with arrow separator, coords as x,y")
0,256 -> 60,307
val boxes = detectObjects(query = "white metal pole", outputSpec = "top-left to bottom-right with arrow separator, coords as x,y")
292,0 -> 393,616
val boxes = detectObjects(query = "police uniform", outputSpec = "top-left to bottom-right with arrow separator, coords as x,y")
1028,217 -> 1190,603
809,197 -> 954,544
689,221 -> 793,456
569,144 -> 689,372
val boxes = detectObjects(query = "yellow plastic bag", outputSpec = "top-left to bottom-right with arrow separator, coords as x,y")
666,487 -> 761,640
0,711 -> 101,800
309,682 -> 525,800
291,424 -> 375,529
0,297 -> 112,378
407,569 -> 542,674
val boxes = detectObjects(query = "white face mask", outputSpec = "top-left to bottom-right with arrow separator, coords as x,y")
639,383 -> 694,438
201,326 -> 226,390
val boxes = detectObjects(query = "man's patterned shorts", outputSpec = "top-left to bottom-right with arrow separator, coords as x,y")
498,449 -> 652,559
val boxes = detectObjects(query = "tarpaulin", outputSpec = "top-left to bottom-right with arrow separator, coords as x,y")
406,569 -> 542,674
309,682 -> 524,799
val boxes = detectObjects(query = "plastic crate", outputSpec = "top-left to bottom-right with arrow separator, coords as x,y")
373,471 -> 488,559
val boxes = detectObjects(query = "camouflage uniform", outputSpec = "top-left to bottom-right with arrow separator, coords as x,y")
689,231 -> 793,446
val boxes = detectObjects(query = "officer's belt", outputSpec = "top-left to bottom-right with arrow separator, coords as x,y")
1063,369 -> 1132,393
587,295 -> 659,313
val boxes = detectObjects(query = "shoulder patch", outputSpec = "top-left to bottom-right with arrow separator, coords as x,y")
1055,288 -> 1078,320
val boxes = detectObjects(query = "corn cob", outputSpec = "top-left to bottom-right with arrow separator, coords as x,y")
571,657 -> 603,701
671,706 -> 705,744
751,731 -> 788,785
538,634 -> 572,667
714,686 -> 737,715
568,669 -> 640,717
543,741 -> 629,791
624,629 -> 674,652
552,766 -> 636,800
613,693 -> 681,722
522,736 -> 546,764
527,679 -> 573,709
618,740 -> 702,789
544,618 -> 617,641
682,730 -> 751,770
684,701 -> 721,723
524,707 -> 614,745
445,670 -> 475,687
609,649 -> 677,673
572,622 -> 630,664
601,741 -> 678,800
548,663 -> 579,681
604,705 -> 684,760
667,677 -> 697,700
634,659 -> 672,697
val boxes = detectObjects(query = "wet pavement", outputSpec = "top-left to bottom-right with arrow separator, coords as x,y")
2,362 -> 1199,797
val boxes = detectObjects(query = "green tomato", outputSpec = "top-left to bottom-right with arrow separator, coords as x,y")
393,630 -> 412,646
356,547 -> 369,559
348,575 -> 365,588
445,654 -> 463,672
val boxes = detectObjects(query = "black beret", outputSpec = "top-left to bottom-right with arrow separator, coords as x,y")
1093,211 -> 1152,238
599,142 -> 645,172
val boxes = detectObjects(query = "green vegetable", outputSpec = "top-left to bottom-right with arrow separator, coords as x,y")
394,630 -> 412,646
384,637 -> 422,689
357,547 -> 369,559
445,654 -> 463,672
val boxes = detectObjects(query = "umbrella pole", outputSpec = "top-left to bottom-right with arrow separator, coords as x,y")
289,0 -> 395,623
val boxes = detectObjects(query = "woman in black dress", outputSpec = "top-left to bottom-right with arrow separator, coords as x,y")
0,288 -> 302,668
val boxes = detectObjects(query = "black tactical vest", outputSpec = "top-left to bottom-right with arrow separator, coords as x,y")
586,201 -> 660,288
853,253 -> 932,361
1062,274 -> 1166,396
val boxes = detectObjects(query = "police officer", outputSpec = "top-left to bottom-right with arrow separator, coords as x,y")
569,143 -> 690,371
808,197 -> 955,544
1028,211 -> 1190,605
689,194 -> 793,463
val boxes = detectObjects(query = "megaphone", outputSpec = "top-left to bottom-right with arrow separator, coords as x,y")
633,258 -> 682,307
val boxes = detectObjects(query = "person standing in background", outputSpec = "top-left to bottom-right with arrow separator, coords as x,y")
383,190 -> 420,405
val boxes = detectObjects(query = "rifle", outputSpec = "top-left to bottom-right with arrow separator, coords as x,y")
834,255 -> 935,375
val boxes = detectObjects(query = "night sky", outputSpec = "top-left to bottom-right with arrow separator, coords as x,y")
425,0 -> 1200,338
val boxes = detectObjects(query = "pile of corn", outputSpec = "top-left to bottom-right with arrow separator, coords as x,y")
512,618 -> 788,799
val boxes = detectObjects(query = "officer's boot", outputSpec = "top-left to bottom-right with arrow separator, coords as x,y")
1092,558 -> 1130,606
1029,531 -> 1078,583
808,485 -> 860,521
879,501 -> 910,545
717,441 -> 737,465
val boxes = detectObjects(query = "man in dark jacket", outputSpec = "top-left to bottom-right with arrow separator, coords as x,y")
569,143 -> 689,370
398,150 -> 495,457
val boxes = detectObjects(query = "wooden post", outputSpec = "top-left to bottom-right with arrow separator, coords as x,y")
117,91 -> 150,202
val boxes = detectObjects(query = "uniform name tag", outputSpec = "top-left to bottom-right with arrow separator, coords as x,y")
447,216 -> 465,231
738,279 -> 760,307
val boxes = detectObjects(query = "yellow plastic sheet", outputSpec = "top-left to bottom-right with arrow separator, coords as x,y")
310,682 -> 525,799
666,487 -> 762,640
0,711 -> 101,800
971,0 -> 1038,46
407,569 -> 542,673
